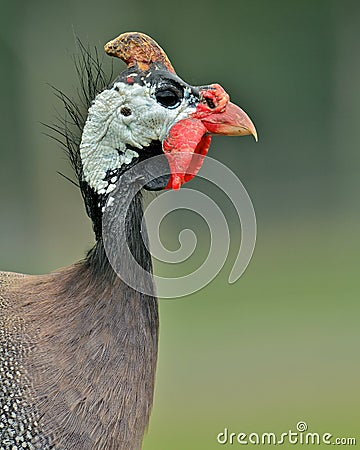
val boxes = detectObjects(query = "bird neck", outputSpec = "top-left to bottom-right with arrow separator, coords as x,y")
74,190 -> 159,448
80,139 -> 165,241
20,190 -> 159,449
87,188 -> 154,283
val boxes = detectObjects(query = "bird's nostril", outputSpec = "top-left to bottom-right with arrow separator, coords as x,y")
199,90 -> 218,110
205,97 -> 216,109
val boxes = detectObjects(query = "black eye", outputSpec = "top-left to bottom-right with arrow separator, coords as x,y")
155,88 -> 182,108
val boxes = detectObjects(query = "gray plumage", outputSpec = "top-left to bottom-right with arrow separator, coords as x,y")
0,246 -> 158,449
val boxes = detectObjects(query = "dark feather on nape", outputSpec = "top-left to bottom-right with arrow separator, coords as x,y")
45,38 -> 114,188
56,171 -> 80,188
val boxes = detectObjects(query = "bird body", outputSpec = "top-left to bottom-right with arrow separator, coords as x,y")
0,246 -> 157,449
0,32 -> 256,449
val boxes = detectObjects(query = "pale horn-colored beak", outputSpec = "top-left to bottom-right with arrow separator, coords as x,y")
201,102 -> 258,141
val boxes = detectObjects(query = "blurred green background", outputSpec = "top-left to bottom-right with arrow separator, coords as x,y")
1,0 -> 359,448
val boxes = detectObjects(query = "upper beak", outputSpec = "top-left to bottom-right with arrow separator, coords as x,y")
201,102 -> 258,141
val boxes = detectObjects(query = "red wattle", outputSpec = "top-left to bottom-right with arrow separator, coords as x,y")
183,134 -> 211,183
163,118 -> 208,189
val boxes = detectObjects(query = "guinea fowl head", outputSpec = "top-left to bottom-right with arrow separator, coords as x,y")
79,32 -> 257,238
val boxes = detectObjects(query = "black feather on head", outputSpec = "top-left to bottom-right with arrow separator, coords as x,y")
44,39 -> 116,235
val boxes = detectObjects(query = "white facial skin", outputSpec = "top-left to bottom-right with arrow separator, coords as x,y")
80,80 -> 196,194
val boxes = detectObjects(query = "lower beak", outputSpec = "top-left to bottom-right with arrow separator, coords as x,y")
201,102 -> 258,141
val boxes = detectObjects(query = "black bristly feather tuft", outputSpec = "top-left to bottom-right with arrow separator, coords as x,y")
45,38 -> 114,189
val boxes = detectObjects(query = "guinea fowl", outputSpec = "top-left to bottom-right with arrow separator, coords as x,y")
0,32 -> 257,449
